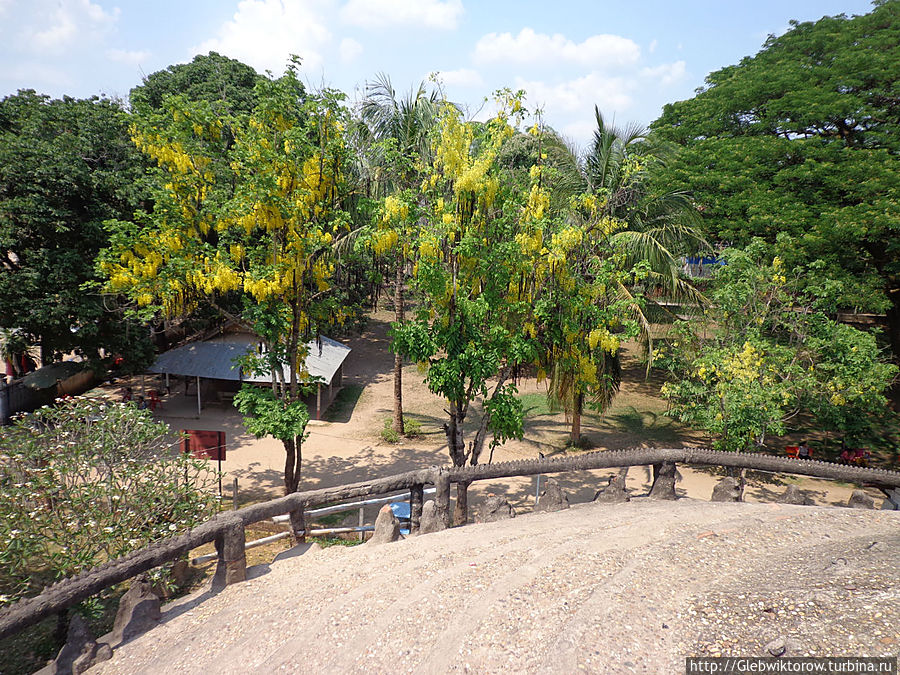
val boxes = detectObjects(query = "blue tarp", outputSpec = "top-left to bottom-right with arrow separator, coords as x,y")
684,256 -> 725,266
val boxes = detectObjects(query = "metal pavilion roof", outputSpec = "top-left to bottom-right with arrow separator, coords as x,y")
147,335 -> 351,386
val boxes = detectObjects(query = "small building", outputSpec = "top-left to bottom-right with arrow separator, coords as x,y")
0,361 -> 95,424
147,328 -> 351,419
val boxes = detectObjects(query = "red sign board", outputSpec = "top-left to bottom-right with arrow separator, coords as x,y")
180,430 -> 226,461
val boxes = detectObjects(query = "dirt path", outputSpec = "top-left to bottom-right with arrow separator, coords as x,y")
91,500 -> 900,674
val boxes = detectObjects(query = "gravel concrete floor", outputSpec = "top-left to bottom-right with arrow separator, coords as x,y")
90,499 -> 900,674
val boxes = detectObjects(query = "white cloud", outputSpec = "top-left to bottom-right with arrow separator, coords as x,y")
560,118 -> 597,149
339,37 -> 363,63
434,68 -> 483,88
20,0 -> 118,53
340,0 -> 463,30
474,28 -> 640,68
649,39 -> 658,54
641,60 -> 686,86
516,72 -> 634,117
106,48 -> 151,65
4,62 -> 71,88
193,0 -> 333,75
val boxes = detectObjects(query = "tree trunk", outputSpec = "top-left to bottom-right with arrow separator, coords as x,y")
453,481 -> 469,526
886,292 -> 900,409
283,437 -> 298,495
467,367 -> 511,467
392,263 -> 405,434
445,410 -> 466,468
293,434 -> 302,491
40,341 -> 52,368
571,392 -> 583,446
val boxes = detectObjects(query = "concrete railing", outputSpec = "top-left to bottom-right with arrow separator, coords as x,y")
2,448 -> 898,641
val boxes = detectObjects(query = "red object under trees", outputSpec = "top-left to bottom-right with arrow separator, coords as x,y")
180,430 -> 226,461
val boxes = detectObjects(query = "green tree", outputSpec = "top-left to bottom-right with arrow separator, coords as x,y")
391,96 -> 537,524
651,1 -> 900,385
535,109 -> 704,444
657,242 -> 897,451
0,91 -> 151,367
130,52 -> 264,117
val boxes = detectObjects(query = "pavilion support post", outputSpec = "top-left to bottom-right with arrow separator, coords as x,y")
196,376 -> 201,418
316,384 -> 321,420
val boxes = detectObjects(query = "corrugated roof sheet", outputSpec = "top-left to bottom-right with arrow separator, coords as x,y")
147,335 -> 351,386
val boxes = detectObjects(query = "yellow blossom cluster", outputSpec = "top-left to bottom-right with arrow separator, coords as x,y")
382,195 -> 409,224
588,327 -> 620,354
372,229 -> 399,256
721,342 -> 765,383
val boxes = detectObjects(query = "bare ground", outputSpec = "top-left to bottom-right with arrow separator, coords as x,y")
91,499 -> 900,674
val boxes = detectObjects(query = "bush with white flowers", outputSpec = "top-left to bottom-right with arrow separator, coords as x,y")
0,397 -> 218,605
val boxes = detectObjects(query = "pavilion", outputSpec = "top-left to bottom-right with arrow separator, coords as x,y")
147,331 -> 351,419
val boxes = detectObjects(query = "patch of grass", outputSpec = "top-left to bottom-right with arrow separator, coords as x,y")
518,392 -> 554,416
403,416 -> 423,438
605,406 -> 682,444
380,415 -> 425,442
312,511 -> 347,527
324,384 -> 364,423
565,436 -> 595,450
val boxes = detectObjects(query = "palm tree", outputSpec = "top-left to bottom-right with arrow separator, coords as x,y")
546,107 -> 707,445
587,108 -> 706,323
357,74 -> 442,434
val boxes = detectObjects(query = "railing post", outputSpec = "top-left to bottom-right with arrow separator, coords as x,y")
435,470 -> 452,529
649,461 -> 678,500
211,516 -> 246,591
409,483 -> 424,534
289,506 -> 306,544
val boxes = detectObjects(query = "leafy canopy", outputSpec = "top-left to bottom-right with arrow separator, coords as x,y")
650,1 -> 900,370
0,91 -> 151,365
657,242 -> 897,451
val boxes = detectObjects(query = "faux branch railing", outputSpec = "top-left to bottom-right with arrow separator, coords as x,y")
2,448 -> 899,641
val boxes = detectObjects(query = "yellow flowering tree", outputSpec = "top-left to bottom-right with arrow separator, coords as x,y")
517,109 -> 703,446
100,64 -> 355,496
657,241 -> 897,451
531,186 -> 645,446
392,94 -> 542,523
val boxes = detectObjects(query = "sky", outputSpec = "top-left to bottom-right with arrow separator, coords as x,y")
0,0 -> 878,147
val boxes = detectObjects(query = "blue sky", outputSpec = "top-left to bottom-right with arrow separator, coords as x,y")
0,0 -> 877,146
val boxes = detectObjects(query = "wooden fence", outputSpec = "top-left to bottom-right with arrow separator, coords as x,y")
1,448 -> 899,641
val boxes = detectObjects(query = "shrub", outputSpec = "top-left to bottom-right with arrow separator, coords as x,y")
403,417 -> 423,438
380,417 -> 400,443
0,397 -> 218,606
